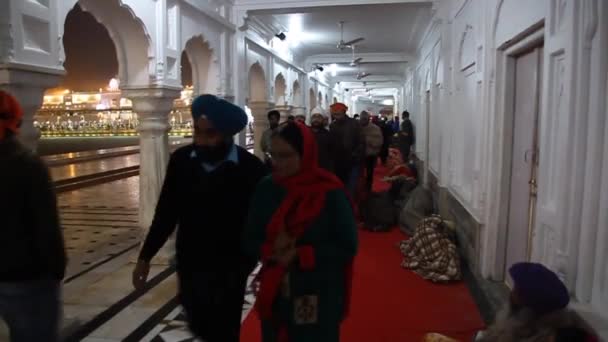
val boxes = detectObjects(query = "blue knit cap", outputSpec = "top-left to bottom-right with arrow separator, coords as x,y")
191,94 -> 248,136
509,262 -> 570,315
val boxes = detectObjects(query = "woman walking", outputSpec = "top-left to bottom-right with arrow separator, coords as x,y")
243,121 -> 358,342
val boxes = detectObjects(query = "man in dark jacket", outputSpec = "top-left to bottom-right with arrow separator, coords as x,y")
132,94 -> 267,342
0,90 -> 67,342
378,116 -> 393,165
260,110 -> 280,169
310,107 -> 333,172
399,110 -> 415,160
329,102 -> 365,195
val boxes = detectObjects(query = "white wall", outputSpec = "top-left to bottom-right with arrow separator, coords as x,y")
409,0 -> 608,325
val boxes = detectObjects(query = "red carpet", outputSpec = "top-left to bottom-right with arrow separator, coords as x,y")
241,163 -> 485,341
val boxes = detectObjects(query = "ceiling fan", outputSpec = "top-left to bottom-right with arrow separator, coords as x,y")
356,71 -> 371,80
349,45 -> 363,66
337,21 -> 364,50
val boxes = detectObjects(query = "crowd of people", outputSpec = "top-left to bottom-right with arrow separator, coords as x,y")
0,89 -> 599,342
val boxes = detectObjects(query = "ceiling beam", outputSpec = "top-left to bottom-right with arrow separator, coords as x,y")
334,75 -> 404,83
305,52 -> 414,68
235,0 -> 433,13
341,82 -> 404,89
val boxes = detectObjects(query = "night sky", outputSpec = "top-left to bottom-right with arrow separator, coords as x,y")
62,4 -> 118,91
62,4 -> 192,91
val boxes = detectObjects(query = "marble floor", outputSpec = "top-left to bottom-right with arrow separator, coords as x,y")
50,154 -> 141,182
77,265 -> 261,342
58,176 -> 141,280
43,146 -> 140,163
38,137 -> 189,156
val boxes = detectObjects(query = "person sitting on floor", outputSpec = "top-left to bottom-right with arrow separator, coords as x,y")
475,262 -> 597,342
383,148 -> 416,183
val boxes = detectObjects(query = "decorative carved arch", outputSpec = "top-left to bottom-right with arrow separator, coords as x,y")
309,88 -> 316,110
60,0 -> 153,86
274,73 -> 287,105
249,62 -> 267,102
183,35 -> 219,94
292,80 -> 302,107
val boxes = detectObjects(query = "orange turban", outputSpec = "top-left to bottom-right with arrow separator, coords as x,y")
0,90 -> 23,139
330,102 -> 348,113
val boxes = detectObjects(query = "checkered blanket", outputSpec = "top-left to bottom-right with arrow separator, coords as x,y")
399,216 -> 462,282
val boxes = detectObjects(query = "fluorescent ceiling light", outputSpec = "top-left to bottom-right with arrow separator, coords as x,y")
382,99 -> 394,106
288,15 -> 302,47
330,64 -> 338,77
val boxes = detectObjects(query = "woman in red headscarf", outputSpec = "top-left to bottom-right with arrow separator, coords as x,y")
243,121 -> 358,342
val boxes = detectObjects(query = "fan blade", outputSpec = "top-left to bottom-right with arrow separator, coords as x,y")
357,72 -> 371,79
344,37 -> 365,46
305,42 -> 339,47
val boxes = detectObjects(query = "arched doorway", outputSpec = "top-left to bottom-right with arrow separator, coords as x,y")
309,88 -> 316,111
249,63 -> 268,158
274,73 -> 287,106
39,3 -> 121,139
183,36 -> 219,95
59,0 -> 152,87
292,80 -> 302,107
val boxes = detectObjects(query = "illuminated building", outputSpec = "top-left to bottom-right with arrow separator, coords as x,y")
36,79 -> 194,137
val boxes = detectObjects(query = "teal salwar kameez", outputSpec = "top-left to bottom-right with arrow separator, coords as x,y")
243,176 -> 358,342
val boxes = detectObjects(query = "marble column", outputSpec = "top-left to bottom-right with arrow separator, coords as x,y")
0,66 -> 62,151
248,101 -> 272,159
123,87 -> 180,264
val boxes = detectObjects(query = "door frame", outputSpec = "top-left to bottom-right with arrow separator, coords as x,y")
423,89 -> 431,185
492,26 -> 545,281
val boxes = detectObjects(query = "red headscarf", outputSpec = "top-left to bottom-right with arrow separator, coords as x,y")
256,121 -> 355,325
0,91 -> 23,140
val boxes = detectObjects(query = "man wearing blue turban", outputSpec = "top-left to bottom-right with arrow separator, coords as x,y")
474,262 -> 597,341
133,94 -> 267,341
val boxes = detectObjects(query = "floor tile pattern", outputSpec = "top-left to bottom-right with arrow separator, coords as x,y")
58,176 -> 141,280
141,265 -> 261,342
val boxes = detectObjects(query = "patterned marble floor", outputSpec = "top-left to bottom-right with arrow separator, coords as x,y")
58,176 -> 141,280
136,265 -> 261,342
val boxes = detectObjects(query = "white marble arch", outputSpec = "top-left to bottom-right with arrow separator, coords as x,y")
309,87 -> 317,111
274,73 -> 287,105
249,62 -> 267,102
183,35 -> 220,95
58,0 -> 152,87
292,80 -> 302,107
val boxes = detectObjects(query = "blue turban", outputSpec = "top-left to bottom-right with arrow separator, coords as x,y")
191,94 -> 248,136
509,262 -> 570,315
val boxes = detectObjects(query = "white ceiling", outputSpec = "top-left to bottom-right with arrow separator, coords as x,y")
249,1 -> 432,85
253,3 -> 431,55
